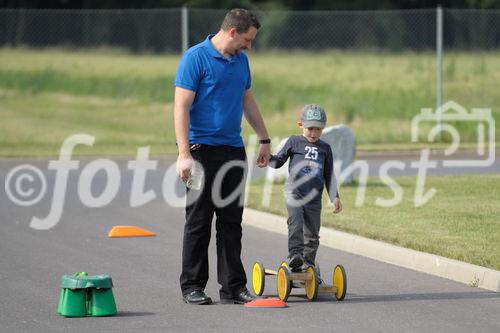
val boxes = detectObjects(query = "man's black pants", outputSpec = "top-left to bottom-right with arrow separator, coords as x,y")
180,145 -> 248,299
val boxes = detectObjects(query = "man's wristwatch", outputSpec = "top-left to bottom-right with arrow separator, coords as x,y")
259,138 -> 271,144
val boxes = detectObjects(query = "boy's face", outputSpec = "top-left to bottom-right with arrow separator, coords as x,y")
298,122 -> 323,143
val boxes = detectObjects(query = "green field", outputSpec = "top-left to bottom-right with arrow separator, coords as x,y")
0,48 -> 499,156
247,174 -> 500,270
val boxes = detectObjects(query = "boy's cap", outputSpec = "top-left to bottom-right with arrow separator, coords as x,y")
301,104 -> 327,128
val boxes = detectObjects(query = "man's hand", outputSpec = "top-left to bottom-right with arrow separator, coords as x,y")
256,143 -> 271,167
333,197 -> 343,214
176,152 -> 194,183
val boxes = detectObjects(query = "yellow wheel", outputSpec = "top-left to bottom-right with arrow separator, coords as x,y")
277,266 -> 291,301
252,261 -> 265,296
305,266 -> 319,301
333,265 -> 347,301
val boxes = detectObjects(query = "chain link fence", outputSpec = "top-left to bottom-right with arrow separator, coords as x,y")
256,9 -> 437,51
0,8 -> 182,52
444,9 -> 500,50
1,8 -> 499,52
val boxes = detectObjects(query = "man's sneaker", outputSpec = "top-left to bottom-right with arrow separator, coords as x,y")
220,288 -> 256,304
287,254 -> 303,271
182,290 -> 212,305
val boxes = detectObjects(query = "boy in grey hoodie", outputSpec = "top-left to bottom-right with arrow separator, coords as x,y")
269,104 -> 342,274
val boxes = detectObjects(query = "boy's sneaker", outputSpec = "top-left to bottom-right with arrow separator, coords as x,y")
314,264 -> 324,285
302,263 -> 324,284
287,254 -> 303,271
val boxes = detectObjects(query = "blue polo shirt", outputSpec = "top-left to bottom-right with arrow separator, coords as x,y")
175,34 -> 252,147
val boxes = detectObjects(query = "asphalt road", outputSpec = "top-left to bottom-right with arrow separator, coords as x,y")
1,157 -> 499,333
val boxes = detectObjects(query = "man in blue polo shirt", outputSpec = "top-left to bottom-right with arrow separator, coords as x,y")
174,8 -> 271,305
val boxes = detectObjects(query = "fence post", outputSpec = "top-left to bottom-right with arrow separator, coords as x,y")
436,5 -> 443,136
181,6 -> 189,52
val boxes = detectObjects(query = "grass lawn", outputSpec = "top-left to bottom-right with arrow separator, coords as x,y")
247,174 -> 500,270
1,48 -> 499,156
0,90 -> 172,156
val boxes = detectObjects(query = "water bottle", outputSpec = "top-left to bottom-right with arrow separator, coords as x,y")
186,163 -> 203,190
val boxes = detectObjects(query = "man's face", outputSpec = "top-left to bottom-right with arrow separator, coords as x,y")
229,26 -> 258,55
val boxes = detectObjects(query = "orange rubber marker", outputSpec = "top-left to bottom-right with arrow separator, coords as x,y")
108,225 -> 156,238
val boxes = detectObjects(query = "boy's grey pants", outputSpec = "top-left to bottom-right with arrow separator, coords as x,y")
285,194 -> 322,266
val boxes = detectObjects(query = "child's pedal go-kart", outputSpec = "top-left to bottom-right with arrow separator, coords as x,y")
252,260 -> 347,302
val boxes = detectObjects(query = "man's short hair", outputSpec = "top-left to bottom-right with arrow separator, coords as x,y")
221,8 -> 261,33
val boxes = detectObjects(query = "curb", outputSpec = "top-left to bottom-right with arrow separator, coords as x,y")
243,208 -> 500,292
